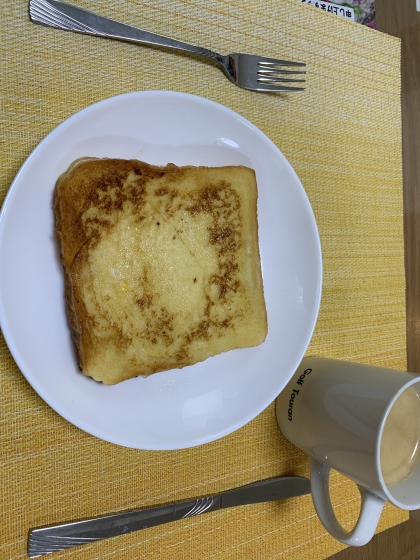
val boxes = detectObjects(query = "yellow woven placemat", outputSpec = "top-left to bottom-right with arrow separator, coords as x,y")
0,0 -> 406,558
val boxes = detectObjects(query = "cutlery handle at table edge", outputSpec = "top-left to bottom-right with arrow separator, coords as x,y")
28,497 -> 218,558
28,0 -> 224,63
28,476 -> 311,557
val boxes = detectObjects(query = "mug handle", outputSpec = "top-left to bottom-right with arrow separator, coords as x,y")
309,457 -> 385,546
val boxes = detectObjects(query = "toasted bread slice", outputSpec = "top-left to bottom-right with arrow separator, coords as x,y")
54,158 -> 267,385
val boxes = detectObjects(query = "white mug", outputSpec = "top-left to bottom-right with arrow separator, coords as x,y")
276,357 -> 420,546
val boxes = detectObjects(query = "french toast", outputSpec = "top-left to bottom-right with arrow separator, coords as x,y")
54,158 -> 267,385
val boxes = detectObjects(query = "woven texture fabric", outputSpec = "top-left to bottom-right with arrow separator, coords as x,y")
0,0 -> 406,558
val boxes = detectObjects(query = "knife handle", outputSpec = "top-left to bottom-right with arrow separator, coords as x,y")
28,497 -> 220,557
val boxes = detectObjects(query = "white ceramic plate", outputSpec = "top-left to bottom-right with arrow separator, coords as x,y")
0,91 -> 322,450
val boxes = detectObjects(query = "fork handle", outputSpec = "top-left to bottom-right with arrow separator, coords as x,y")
29,0 -> 225,63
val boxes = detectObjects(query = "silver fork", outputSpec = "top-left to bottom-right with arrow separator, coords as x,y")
29,0 -> 306,93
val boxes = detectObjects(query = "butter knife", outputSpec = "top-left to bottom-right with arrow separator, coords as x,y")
28,476 -> 310,557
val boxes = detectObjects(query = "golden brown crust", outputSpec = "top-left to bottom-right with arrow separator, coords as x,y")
55,158 -> 267,384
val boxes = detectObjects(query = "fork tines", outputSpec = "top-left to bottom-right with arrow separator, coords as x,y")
257,58 -> 306,91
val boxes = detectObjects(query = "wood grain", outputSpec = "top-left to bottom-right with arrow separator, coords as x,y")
328,1 -> 420,558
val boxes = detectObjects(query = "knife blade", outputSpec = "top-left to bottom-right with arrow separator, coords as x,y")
28,476 -> 310,557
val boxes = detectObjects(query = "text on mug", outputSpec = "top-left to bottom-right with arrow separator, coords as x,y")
287,368 -> 312,421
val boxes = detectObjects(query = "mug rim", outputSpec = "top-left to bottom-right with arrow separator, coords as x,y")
375,375 -> 420,509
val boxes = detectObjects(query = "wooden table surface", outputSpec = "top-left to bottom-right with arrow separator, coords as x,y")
328,1 -> 420,559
